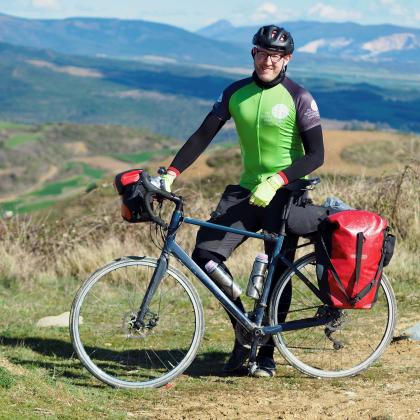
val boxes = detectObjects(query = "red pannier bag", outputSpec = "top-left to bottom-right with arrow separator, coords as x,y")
316,210 -> 395,309
114,169 -> 152,223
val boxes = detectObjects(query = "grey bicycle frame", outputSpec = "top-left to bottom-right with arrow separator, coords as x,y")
136,207 -> 330,338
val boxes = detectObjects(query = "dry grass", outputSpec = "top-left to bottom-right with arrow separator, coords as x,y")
0,163 -> 418,289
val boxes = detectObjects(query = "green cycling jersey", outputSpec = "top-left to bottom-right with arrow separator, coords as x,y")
213,76 -> 321,190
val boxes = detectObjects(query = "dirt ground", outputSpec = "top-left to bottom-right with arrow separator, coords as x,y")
129,338 -> 419,419
321,130 -> 408,176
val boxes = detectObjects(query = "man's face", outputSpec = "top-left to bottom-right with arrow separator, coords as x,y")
253,47 -> 291,82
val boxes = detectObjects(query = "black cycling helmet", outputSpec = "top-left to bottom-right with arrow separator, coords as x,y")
252,25 -> 294,55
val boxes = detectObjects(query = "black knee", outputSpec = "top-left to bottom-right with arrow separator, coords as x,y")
191,248 -> 226,271
192,248 -> 243,327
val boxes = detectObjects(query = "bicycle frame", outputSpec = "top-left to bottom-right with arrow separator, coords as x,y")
136,205 -> 331,341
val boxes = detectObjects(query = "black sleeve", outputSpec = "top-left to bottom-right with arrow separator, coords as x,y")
281,125 -> 324,183
169,112 -> 225,174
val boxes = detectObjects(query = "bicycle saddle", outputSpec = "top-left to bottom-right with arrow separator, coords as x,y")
285,177 -> 321,192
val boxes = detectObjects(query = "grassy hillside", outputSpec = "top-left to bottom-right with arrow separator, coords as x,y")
1,122 -> 419,216
0,122 -> 181,213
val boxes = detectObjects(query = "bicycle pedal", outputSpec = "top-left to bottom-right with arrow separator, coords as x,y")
247,361 -> 258,376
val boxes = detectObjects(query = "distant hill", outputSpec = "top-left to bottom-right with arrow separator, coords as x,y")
0,42 -> 419,134
0,41 -> 231,138
0,13 -> 247,66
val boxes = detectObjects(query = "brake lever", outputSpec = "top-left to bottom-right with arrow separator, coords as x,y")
144,191 -> 167,229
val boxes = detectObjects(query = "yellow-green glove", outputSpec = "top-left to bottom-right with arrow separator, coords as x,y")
249,174 -> 285,207
161,170 -> 177,192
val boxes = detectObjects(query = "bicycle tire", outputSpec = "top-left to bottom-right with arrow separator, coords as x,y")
70,256 -> 205,389
269,252 -> 397,378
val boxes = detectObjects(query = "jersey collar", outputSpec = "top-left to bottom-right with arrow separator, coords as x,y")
252,68 -> 286,89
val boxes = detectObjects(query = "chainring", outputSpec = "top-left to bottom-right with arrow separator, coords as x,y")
235,312 -> 270,349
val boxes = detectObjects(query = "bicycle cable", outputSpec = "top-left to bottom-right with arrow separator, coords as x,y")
149,200 -> 165,251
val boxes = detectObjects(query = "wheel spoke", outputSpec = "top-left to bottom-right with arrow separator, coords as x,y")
70,259 -> 204,388
270,253 -> 396,378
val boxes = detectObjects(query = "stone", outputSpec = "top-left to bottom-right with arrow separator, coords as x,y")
36,311 -> 82,328
405,323 -> 420,341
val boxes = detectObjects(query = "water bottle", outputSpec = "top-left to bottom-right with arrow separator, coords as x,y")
205,260 -> 242,300
246,253 -> 269,300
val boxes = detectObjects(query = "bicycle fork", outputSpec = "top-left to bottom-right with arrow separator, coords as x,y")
133,254 -> 168,329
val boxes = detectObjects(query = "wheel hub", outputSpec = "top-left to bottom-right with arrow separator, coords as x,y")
123,311 -> 159,339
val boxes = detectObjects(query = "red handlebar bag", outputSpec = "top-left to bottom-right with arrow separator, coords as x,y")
316,210 -> 395,309
114,169 -> 153,223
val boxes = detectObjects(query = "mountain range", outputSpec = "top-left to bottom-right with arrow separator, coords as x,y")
0,13 -> 246,66
197,20 -> 420,67
0,13 -> 419,135
0,13 -> 419,73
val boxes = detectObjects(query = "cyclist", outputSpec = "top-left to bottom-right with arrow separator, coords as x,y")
160,25 -> 324,377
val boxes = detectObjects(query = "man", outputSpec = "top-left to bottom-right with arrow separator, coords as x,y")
161,25 -> 324,377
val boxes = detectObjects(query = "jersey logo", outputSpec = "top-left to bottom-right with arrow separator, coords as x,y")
216,93 -> 223,103
272,104 -> 289,120
305,100 -> 320,121
311,100 -> 319,112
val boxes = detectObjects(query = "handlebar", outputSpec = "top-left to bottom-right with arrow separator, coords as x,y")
140,171 -> 320,229
141,171 -> 183,228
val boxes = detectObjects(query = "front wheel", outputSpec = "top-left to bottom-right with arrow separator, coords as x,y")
269,253 -> 397,378
70,256 -> 205,388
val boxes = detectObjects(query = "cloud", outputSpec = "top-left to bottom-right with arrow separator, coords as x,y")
249,2 -> 293,23
308,3 -> 361,21
257,3 -> 278,15
379,0 -> 395,5
31,0 -> 59,9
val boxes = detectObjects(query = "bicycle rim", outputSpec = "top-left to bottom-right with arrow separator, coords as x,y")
269,253 -> 397,378
70,257 -> 204,388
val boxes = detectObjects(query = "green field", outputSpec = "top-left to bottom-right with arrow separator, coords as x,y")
31,177 -> 86,197
114,148 -> 176,164
0,121 -> 27,130
63,162 -> 105,180
4,133 -> 42,149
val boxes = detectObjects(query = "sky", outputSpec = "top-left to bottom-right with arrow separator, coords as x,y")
0,0 -> 419,30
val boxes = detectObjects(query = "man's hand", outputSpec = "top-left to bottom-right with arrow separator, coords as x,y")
249,174 -> 284,207
161,170 -> 177,192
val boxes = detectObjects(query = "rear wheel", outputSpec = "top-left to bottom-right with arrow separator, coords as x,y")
70,257 -> 204,388
269,253 -> 397,378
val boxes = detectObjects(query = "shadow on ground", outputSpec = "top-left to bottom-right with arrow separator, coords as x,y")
0,335 -> 236,380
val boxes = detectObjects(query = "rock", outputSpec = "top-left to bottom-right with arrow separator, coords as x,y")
344,391 -> 357,398
405,323 -> 420,341
36,312 -> 82,328
2,210 -> 13,220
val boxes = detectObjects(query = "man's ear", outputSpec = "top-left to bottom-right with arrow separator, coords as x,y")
251,47 -> 256,58
283,54 -> 292,65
